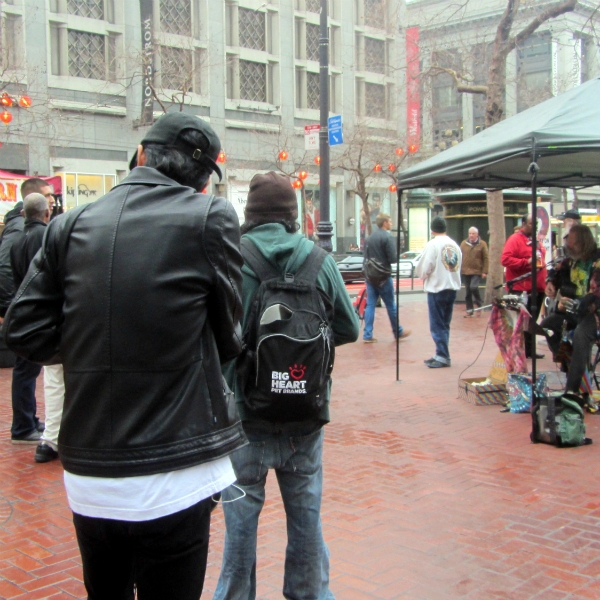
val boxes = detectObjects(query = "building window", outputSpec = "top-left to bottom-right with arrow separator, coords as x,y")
1,16 -> 22,70
306,0 -> 320,13
517,33 -> 552,112
239,59 -> 267,102
364,0 -> 385,30
159,45 -> 193,91
365,37 -> 385,74
307,71 -> 320,109
160,0 -> 191,37
67,0 -> 104,19
239,7 -> 266,51
365,82 -> 385,118
306,23 -> 320,62
68,30 -> 106,79
430,50 -> 463,146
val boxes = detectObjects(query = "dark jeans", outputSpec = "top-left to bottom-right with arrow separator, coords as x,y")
566,312 -> 598,393
427,289 -> 457,364
11,356 -> 42,438
525,292 -> 545,358
540,311 -> 578,357
463,274 -> 482,312
73,498 -> 212,600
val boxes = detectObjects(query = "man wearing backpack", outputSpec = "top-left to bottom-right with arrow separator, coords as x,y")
214,171 -> 359,600
363,213 -> 410,343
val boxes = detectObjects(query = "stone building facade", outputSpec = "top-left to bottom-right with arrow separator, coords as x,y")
0,0 -> 411,252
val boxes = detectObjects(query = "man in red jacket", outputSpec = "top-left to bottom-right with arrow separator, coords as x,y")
501,214 -> 547,359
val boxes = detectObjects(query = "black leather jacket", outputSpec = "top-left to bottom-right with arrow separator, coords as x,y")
10,218 -> 47,289
0,204 -> 24,317
4,167 -> 246,477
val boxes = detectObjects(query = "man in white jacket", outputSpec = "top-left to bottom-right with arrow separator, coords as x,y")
415,216 -> 462,368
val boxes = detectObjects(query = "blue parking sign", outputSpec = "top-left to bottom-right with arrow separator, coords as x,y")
328,115 -> 343,146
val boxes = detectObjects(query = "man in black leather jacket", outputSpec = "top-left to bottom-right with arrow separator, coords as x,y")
4,113 -> 246,600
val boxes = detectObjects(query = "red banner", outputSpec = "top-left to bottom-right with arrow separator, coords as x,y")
406,27 -> 421,151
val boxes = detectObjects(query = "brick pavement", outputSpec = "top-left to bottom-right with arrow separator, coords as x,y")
1,295 -> 600,599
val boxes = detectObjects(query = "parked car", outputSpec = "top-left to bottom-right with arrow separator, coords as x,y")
336,254 -> 365,283
391,251 -> 422,278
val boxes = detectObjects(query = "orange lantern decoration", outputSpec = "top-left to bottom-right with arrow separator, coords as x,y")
373,164 -> 382,172
278,150 -> 289,161
395,147 -> 404,157
408,144 -> 419,154
389,184 -> 397,193
298,170 -> 308,180
292,179 -> 303,189
217,150 -> 226,163
0,111 -> 13,125
387,163 -> 396,172
1,93 -> 12,107
314,155 -> 321,165
18,95 -> 32,108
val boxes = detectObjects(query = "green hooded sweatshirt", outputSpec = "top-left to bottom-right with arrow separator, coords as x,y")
226,223 -> 359,423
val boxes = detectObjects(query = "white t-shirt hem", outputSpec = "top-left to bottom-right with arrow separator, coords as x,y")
64,456 -> 236,522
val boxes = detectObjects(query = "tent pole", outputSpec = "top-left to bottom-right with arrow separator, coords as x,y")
396,188 -> 403,382
529,142 -> 540,402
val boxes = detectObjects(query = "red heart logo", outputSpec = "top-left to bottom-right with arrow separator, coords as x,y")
289,364 -> 306,380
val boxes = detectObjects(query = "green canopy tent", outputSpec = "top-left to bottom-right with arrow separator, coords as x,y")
393,76 -> 600,390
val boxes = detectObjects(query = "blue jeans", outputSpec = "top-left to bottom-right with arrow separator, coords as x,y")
427,289 -> 457,364
363,278 -> 403,340
11,356 -> 42,438
214,423 -> 334,600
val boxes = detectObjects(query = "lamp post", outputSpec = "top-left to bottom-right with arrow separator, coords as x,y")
316,0 -> 333,252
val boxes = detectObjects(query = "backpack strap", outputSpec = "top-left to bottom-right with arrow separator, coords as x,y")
294,244 -> 327,284
240,237 -> 280,282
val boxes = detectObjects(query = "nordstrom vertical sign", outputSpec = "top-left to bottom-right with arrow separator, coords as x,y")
140,0 -> 155,125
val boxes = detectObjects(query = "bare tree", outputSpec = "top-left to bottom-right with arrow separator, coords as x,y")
422,0 -> 579,298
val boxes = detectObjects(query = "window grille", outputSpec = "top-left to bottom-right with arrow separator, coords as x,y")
306,23 -> 320,62
67,0 -> 104,20
306,0 -> 320,13
240,60 -> 267,102
160,0 -> 191,37
365,82 -> 385,118
307,71 -> 320,109
68,30 -> 106,79
365,37 -> 385,74
364,0 -> 385,29
239,7 -> 266,51
160,45 -> 193,91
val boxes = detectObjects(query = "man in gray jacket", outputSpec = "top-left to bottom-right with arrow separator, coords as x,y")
363,213 -> 410,342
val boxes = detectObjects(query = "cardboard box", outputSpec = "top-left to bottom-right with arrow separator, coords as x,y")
458,352 -> 508,406
458,377 -> 507,406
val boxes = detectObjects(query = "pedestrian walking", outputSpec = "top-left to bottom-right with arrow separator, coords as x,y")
8,192 -> 52,444
4,112 -> 246,600
362,212 -> 410,343
460,226 -> 488,317
415,216 -> 462,368
214,171 -> 359,600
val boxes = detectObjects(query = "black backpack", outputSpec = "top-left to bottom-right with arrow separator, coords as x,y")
237,238 -> 335,422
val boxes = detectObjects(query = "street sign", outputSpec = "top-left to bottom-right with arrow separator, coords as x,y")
304,124 -> 320,150
328,115 -> 343,146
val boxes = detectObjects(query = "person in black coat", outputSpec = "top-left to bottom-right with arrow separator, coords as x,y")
8,193 -> 52,444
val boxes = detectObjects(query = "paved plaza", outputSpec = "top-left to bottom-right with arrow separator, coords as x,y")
1,295 -> 600,599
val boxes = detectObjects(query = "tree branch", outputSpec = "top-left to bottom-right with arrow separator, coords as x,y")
509,0 -> 578,53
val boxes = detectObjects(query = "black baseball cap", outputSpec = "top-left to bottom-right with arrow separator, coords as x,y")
558,209 -> 581,221
129,112 -> 222,180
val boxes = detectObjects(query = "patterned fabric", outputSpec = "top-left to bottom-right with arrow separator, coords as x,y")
490,305 -> 529,374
